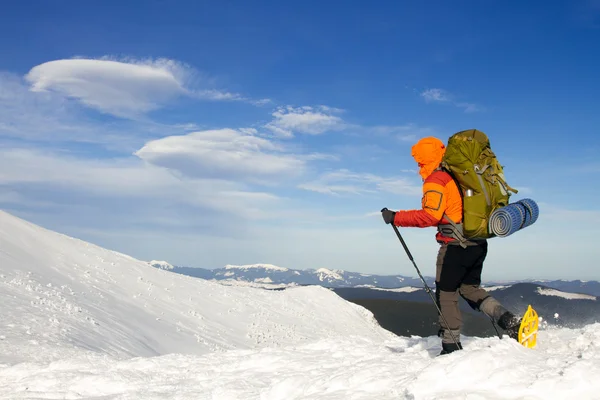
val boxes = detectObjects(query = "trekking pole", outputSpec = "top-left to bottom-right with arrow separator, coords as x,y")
489,316 -> 502,339
385,215 -> 461,348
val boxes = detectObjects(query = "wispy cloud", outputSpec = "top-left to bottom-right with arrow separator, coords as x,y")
0,72 -> 84,138
421,88 -> 450,103
0,72 -> 206,152
365,123 -> 439,143
193,89 -> 271,106
0,147 -> 284,224
420,88 -> 482,113
298,169 -> 420,196
250,98 -> 273,106
455,102 -> 480,113
537,203 -> 600,224
194,89 -> 245,101
265,106 -> 347,137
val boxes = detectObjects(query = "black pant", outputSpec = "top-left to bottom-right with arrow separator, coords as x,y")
435,241 -> 490,343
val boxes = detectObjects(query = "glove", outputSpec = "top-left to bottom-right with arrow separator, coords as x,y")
380,207 -> 396,225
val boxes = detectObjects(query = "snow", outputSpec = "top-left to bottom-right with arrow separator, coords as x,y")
314,267 -> 344,282
481,285 -> 510,291
224,263 -> 289,272
0,210 -> 388,364
254,277 -> 274,283
536,287 -> 597,301
373,286 -> 422,293
148,260 -> 174,270
214,279 -> 297,290
2,210 -> 600,399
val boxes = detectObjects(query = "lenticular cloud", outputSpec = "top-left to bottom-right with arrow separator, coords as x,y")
25,58 -> 189,117
135,128 -> 306,181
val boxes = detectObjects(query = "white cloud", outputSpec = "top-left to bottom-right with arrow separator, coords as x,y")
0,148 -> 282,222
194,89 -> 245,101
420,88 -> 482,113
421,88 -> 450,103
265,106 -> 346,137
0,72 -> 220,154
0,147 -> 192,196
25,58 -> 191,118
365,123 -> 438,143
134,128 -> 307,182
456,102 -> 481,113
298,169 -> 421,196
0,72 -> 86,139
250,98 -> 274,106
23,57 -> 259,118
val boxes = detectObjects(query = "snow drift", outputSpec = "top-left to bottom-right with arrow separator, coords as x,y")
1,210 -> 600,399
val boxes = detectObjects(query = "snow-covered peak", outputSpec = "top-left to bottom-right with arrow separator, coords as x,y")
314,267 -> 344,281
536,287 -> 597,301
149,260 -> 175,270
223,263 -> 289,272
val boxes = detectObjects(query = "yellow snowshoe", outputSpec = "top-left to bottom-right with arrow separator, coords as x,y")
518,305 -> 539,349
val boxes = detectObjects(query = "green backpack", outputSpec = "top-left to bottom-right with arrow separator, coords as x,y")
439,129 -> 518,242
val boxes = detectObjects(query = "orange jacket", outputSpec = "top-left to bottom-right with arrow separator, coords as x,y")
393,170 -> 462,242
392,137 -> 463,243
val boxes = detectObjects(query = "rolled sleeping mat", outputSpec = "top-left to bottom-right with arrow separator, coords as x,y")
489,203 -> 523,237
517,198 -> 539,229
489,198 -> 539,237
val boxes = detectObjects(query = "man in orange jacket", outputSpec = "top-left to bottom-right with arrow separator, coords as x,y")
381,136 -> 522,355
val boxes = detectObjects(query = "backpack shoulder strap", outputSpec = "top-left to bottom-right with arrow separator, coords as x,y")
439,213 -> 468,248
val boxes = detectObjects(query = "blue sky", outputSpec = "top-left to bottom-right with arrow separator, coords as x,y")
1,0 -> 599,281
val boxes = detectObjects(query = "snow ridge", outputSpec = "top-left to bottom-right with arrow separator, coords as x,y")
149,260 -> 175,270
537,287 -> 597,301
224,263 -> 289,272
314,267 -> 345,282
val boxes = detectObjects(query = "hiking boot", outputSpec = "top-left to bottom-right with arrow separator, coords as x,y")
498,311 -> 522,341
439,341 -> 463,355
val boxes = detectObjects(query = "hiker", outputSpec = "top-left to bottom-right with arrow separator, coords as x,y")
380,136 -> 522,355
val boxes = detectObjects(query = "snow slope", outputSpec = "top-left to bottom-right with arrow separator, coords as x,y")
1,210 -> 600,399
0,210 -> 390,364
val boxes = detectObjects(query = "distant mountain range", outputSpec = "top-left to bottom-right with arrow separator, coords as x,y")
149,261 -> 434,288
149,261 -> 600,332
149,260 -> 600,297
